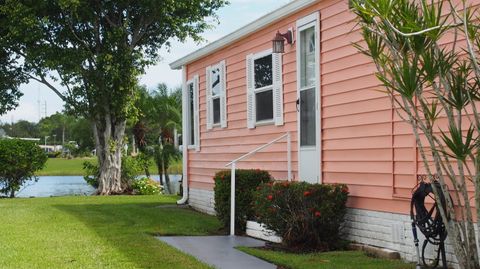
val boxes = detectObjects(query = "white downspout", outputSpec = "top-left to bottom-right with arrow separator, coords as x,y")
177,65 -> 189,205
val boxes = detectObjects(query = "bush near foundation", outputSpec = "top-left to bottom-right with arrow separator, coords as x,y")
253,181 -> 349,251
214,169 -> 273,234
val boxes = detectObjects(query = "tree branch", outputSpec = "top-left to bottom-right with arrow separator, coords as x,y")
26,74 -> 66,102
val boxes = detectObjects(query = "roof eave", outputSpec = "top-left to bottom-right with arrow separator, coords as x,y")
169,0 -> 318,70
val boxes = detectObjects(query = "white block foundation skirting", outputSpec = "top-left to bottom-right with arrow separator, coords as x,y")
344,208 -> 460,268
188,188 -> 464,268
246,221 -> 282,243
188,188 -> 216,215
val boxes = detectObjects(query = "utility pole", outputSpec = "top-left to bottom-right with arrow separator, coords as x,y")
38,87 -> 41,122
44,136 -> 49,152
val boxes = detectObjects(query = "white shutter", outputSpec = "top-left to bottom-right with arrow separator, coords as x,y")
246,54 -> 255,129
220,60 -> 227,128
205,66 -> 213,130
272,52 -> 284,126
193,75 -> 200,151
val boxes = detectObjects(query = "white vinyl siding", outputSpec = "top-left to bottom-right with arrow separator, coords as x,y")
206,60 -> 227,130
246,49 -> 283,128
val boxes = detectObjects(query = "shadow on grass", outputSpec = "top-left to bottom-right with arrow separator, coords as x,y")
53,200 -> 221,268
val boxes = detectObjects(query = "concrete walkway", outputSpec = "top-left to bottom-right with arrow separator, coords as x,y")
157,236 -> 276,269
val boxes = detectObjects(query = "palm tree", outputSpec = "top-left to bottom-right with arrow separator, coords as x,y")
133,83 -> 182,194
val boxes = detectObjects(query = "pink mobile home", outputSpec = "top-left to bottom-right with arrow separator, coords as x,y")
170,0 -> 475,264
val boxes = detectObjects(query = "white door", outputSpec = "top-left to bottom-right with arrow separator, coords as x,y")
297,13 -> 321,184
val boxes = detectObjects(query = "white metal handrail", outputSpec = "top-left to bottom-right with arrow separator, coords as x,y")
225,132 -> 291,236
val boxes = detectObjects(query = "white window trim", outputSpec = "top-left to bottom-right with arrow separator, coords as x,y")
255,119 -> 275,126
255,85 -> 274,93
185,75 -> 200,151
247,48 -> 283,128
206,60 -> 227,130
252,49 -> 274,125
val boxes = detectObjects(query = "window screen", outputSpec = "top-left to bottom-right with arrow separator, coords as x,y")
188,83 -> 195,145
254,55 -> 273,89
213,98 -> 221,124
255,90 -> 274,122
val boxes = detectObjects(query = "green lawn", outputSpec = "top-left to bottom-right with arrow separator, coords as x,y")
0,195 -> 418,269
38,157 -> 182,176
0,195 -> 220,269
38,157 -> 96,176
238,247 -> 415,269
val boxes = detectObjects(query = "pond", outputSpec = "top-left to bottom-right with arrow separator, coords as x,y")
15,175 -> 182,198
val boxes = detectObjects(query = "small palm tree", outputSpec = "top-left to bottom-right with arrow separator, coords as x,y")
132,83 -> 182,194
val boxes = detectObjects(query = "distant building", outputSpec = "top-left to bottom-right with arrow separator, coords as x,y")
2,136 -> 63,153
15,137 -> 41,142
2,136 -> 41,142
39,145 -> 63,153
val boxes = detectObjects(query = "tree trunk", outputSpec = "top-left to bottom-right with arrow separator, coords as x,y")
162,157 -> 171,194
157,164 -> 164,186
9,188 -> 14,198
92,113 -> 126,195
164,169 -> 171,194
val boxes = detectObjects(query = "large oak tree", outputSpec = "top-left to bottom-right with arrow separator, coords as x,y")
0,0 -> 227,194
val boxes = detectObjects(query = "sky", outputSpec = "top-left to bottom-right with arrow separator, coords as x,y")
0,0 -> 291,124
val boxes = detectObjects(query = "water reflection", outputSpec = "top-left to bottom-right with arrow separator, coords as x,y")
16,175 -> 181,198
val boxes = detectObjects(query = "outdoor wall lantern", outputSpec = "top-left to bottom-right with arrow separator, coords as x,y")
272,28 -> 294,54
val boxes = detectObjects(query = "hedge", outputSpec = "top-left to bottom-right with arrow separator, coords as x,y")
253,181 -> 349,251
213,169 -> 273,234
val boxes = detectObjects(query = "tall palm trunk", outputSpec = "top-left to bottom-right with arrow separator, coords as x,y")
164,166 -> 171,194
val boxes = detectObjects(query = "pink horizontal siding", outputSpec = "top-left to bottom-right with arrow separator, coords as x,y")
183,0 -> 480,215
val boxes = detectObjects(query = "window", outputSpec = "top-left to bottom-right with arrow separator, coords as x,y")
188,82 -> 195,146
254,54 -> 274,123
246,50 -> 283,128
210,66 -> 221,125
255,89 -> 274,121
299,25 -> 317,147
185,75 -> 200,151
300,88 -> 316,146
254,54 -> 273,89
206,61 -> 227,130
213,98 -> 221,123
300,27 -> 316,89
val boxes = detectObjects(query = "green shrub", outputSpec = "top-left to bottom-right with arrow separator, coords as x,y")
132,177 -> 162,195
47,151 -> 62,158
214,169 -> 273,234
0,139 -> 48,197
253,181 -> 349,251
121,156 -> 143,190
83,155 -> 143,192
83,161 -> 99,188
